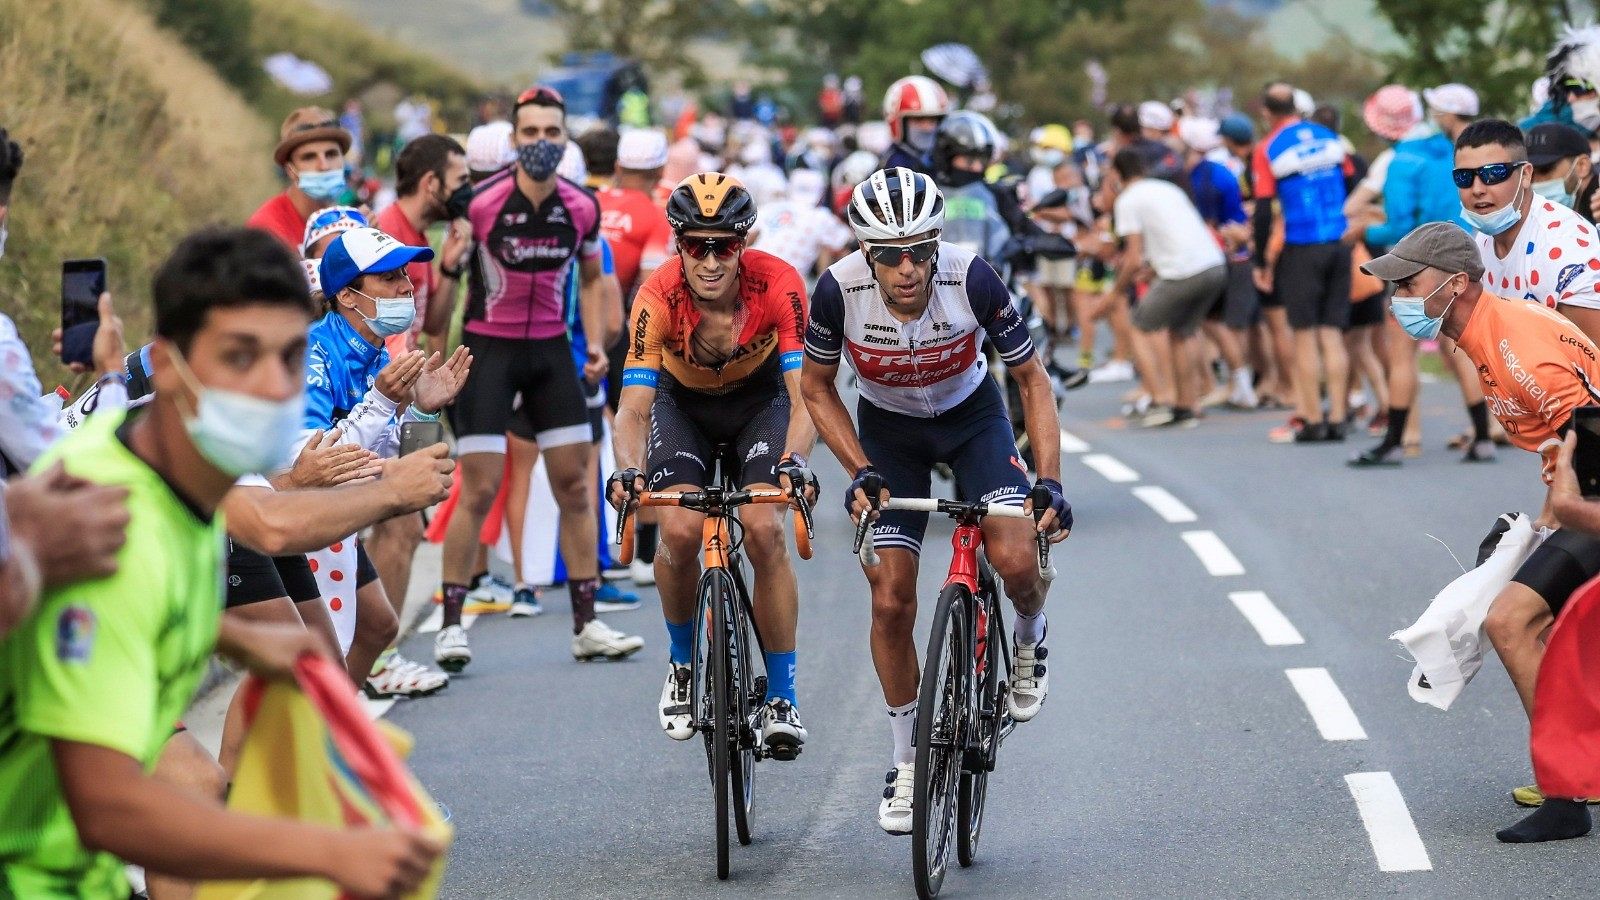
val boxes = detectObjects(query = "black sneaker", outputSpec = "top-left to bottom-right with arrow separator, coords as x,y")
1348,443 -> 1404,467
1293,421 -> 1330,443
1325,422 -> 1346,442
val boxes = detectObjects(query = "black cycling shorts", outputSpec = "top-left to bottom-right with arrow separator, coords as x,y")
225,541 -> 320,608
451,331 -> 590,450
645,357 -> 788,490
1275,241 -> 1352,330
512,374 -> 606,444
355,539 -> 379,588
858,376 -> 1030,557
1207,260 -> 1260,329
1348,292 -> 1386,329
1512,528 -> 1600,616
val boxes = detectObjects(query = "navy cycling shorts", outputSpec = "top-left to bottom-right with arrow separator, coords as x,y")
858,376 -> 1030,556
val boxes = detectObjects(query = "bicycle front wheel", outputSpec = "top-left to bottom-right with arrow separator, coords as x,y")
958,590 -> 1003,867
729,566 -> 759,846
702,567 -> 736,880
913,583 -> 971,900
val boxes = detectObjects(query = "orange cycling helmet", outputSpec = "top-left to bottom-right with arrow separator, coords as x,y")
666,172 -> 758,235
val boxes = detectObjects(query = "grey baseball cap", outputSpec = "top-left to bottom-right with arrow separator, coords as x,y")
1360,221 -> 1485,282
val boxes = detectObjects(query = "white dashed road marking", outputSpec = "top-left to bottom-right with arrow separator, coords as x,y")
1058,428 -> 1091,454
1286,668 -> 1367,741
1180,530 -> 1244,576
1132,485 -> 1197,523
1346,772 -> 1433,872
1081,453 -> 1139,483
1228,591 -> 1305,646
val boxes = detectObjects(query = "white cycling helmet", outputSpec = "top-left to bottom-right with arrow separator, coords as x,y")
847,167 -> 944,241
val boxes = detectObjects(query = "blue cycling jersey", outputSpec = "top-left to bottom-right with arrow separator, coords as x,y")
1253,118 -> 1349,245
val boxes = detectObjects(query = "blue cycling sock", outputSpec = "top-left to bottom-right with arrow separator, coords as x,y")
666,618 -> 694,666
764,650 -> 798,706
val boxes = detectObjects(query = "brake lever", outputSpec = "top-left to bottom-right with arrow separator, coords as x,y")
1028,484 -> 1057,582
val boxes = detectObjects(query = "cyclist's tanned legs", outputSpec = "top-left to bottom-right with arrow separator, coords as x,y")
735,498 -> 798,653
442,451 -> 507,615
981,516 -> 1048,615
544,441 -> 601,603
656,493 -> 709,629
867,548 -> 922,707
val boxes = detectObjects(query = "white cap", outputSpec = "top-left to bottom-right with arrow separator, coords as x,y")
1137,100 -> 1174,131
1177,117 -> 1221,153
1293,88 -> 1315,116
616,128 -> 669,171
466,121 -> 515,174
1423,83 -> 1480,117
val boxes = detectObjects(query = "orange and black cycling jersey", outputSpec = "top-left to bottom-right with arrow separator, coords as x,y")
622,248 -> 807,396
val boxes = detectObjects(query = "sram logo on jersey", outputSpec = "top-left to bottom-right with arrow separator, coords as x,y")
847,333 -> 979,386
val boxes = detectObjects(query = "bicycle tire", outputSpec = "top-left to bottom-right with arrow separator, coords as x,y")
729,565 -> 758,846
913,583 -> 970,900
958,589 -> 1002,867
705,567 -> 736,880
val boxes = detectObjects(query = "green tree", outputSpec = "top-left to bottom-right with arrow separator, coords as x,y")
142,0 -> 262,96
1373,0 -> 1582,119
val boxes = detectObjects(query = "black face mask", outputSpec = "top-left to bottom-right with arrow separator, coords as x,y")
942,168 -> 984,188
441,181 -> 474,220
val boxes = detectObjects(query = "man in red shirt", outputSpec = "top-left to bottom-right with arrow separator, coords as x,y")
598,129 -> 673,298
373,134 -> 472,353
248,108 -> 353,250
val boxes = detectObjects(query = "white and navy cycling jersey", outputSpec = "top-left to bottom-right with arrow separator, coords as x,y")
804,242 -> 1034,418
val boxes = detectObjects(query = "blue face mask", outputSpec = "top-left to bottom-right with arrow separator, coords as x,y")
1391,275 -> 1459,341
296,167 -> 346,201
350,288 -> 416,338
168,347 -> 304,476
518,140 -> 564,181
1460,168 -> 1527,236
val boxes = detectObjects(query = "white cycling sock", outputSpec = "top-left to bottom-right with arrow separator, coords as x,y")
888,700 -> 917,767
1015,610 -> 1046,645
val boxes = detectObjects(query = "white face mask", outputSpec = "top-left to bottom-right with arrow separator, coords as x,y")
169,347 -> 304,476
1573,97 -> 1600,132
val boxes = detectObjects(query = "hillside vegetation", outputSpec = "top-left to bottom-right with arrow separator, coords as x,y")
0,0 -> 278,385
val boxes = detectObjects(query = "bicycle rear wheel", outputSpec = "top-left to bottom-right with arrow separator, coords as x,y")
913,583 -> 971,899
702,568 -> 737,880
958,590 -> 1003,867
729,566 -> 759,846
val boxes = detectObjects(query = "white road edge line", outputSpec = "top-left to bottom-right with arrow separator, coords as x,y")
1180,530 -> 1244,576
1228,591 -> 1305,646
1345,772 -> 1433,872
1285,668 -> 1368,741
1058,428 -> 1091,454
1132,485 -> 1197,523
1082,453 -> 1139,483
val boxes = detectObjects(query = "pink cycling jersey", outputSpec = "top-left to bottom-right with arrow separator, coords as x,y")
464,170 -> 601,340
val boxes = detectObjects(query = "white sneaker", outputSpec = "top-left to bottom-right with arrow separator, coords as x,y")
628,556 -> 657,586
758,699 -> 807,760
466,575 -> 513,605
508,586 -> 543,618
433,624 -> 472,673
1088,358 -> 1135,383
572,618 -> 646,661
1228,372 -> 1259,409
659,663 -> 694,740
879,764 -> 916,835
365,653 -> 448,699
1008,634 -> 1049,722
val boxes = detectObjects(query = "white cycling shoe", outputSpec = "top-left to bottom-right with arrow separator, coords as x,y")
1008,634 -> 1049,722
433,624 -> 472,673
757,699 -> 807,760
658,663 -> 694,740
879,763 -> 916,835
364,653 -> 448,699
572,618 -> 645,661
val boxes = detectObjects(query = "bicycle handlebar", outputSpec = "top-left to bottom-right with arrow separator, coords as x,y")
853,497 -> 1056,582
614,488 -> 814,564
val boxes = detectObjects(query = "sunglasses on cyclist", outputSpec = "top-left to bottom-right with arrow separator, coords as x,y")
679,236 -> 745,261
863,239 -> 939,267
1452,161 -> 1529,189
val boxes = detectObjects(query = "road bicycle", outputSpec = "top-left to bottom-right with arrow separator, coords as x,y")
616,448 -> 813,880
855,483 -> 1054,899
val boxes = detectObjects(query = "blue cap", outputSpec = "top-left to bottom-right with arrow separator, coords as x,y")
1219,113 -> 1255,144
318,227 -> 434,297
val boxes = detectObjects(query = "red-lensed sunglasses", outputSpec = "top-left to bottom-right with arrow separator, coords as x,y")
680,236 -> 745,260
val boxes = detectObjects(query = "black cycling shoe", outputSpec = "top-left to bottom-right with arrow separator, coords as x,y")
1349,443 -> 1404,467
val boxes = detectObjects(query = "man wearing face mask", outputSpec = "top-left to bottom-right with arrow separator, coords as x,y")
375,134 -> 474,353
0,226 -> 445,897
1526,122 -> 1597,223
1362,221 -> 1600,843
1523,26 -> 1600,138
879,75 -> 949,176
1456,120 -> 1600,352
248,107 -> 353,251
443,84 -> 627,669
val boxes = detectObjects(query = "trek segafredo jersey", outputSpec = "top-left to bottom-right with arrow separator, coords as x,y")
804,243 -> 1034,417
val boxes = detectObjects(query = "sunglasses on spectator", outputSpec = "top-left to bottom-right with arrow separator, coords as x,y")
680,236 -> 745,260
1451,162 -> 1528,189
515,86 -> 566,108
863,239 -> 939,267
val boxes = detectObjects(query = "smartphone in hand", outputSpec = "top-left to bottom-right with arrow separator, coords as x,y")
60,258 -> 107,367
399,420 -> 445,457
1572,406 -> 1600,497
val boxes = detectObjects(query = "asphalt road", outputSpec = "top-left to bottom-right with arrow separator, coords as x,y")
388,369 -> 1600,898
